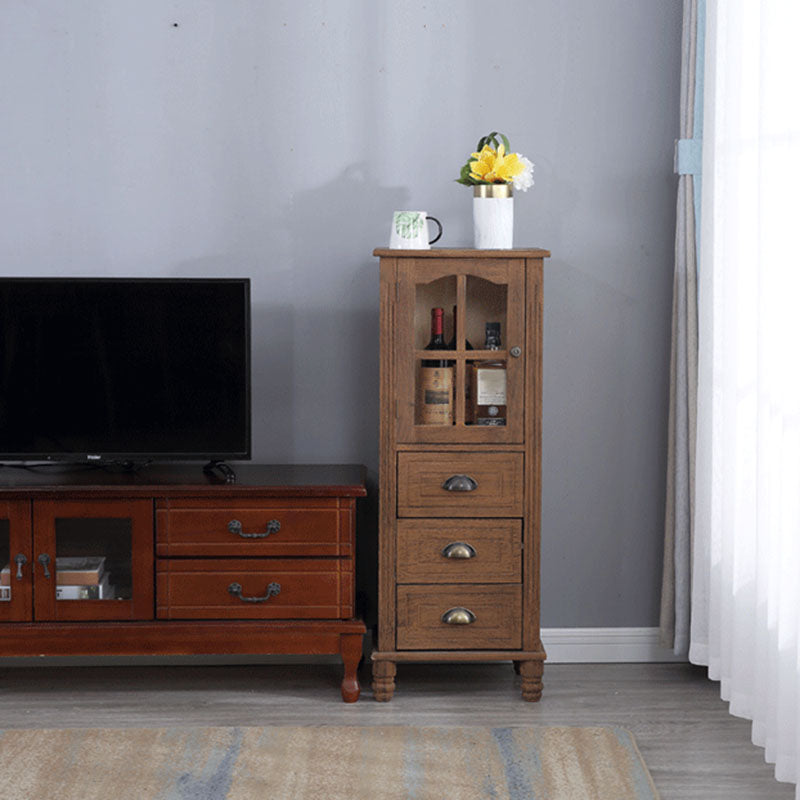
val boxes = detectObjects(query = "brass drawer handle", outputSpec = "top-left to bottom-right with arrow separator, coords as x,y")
442,475 -> 478,492
227,582 -> 281,603
441,607 -> 476,625
228,519 -> 281,539
441,542 -> 476,559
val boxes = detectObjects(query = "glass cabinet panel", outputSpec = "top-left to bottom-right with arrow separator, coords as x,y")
32,499 -> 153,621
398,259 -> 524,443
54,517 -> 132,602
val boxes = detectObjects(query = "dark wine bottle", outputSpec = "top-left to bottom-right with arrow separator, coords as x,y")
418,307 -> 454,425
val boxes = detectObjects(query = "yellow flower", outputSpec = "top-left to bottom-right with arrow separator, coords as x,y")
469,143 -> 525,184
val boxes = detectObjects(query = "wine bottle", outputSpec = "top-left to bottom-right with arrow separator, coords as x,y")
418,307 -> 454,425
470,322 -> 507,426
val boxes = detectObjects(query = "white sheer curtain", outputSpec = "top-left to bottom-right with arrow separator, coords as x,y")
691,0 -> 800,793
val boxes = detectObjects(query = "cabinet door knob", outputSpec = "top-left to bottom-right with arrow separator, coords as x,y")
442,475 -> 478,492
227,582 -> 281,603
37,553 -> 51,579
228,519 -> 281,539
441,542 -> 476,559
14,553 -> 27,580
510,346 -> 522,358
441,607 -> 476,625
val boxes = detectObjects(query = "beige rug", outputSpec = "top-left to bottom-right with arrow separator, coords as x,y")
0,725 -> 660,800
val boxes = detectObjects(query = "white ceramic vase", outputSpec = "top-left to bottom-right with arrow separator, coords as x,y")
473,184 -> 513,249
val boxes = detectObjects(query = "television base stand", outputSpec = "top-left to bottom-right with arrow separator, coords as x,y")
203,460 -> 237,484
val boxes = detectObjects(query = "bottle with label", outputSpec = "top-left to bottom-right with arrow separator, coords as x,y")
469,322 -> 507,426
417,307 -> 454,425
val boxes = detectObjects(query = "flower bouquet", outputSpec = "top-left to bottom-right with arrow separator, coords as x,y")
457,132 -> 533,248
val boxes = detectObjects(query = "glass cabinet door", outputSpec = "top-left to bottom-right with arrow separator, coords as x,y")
396,258 -> 525,443
0,500 -> 32,622
32,499 -> 153,621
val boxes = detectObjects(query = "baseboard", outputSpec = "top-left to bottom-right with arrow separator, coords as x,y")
541,627 -> 687,664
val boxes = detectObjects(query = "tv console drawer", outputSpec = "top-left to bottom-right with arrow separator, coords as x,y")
156,498 -> 351,558
156,558 -> 354,620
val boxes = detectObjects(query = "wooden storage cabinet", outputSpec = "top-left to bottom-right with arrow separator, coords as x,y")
0,464 -> 367,702
373,248 -> 549,701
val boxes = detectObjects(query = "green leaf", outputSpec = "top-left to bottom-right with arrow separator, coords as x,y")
499,133 -> 510,152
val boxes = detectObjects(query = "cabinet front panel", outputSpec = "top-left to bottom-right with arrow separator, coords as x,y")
156,558 -> 352,620
396,584 -> 522,650
0,501 -> 32,622
157,501 -> 347,557
397,519 -> 522,583
32,499 -> 154,622
397,452 -> 524,517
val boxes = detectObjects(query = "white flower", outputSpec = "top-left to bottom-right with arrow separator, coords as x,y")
512,156 -> 535,192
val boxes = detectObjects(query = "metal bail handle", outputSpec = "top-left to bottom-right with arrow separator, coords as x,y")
228,519 -> 281,539
227,582 -> 281,603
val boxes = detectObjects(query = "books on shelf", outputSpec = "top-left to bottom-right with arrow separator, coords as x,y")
55,556 -> 106,586
0,585 -> 10,601
56,573 -> 114,601
0,563 -> 9,587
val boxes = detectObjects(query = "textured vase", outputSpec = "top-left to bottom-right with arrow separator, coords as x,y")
473,184 -> 513,249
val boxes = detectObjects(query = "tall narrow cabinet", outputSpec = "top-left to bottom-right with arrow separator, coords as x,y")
372,248 -> 550,701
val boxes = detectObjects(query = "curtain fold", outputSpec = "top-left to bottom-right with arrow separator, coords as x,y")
691,0 -> 800,792
660,0 -> 699,656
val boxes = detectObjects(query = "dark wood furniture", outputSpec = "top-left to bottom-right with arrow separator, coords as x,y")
0,464 -> 366,702
372,248 -> 549,701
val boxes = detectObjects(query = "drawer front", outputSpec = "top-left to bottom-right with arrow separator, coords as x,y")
156,558 -> 353,620
397,452 -> 524,517
156,499 -> 349,557
397,519 -> 522,584
396,585 -> 521,650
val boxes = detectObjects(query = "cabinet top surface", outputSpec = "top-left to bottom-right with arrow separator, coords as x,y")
373,247 -> 550,258
0,463 -> 368,498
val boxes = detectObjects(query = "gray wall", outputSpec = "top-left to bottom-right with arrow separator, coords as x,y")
0,1 -> 682,628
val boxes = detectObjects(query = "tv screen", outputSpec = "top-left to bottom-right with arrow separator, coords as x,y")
0,278 -> 251,462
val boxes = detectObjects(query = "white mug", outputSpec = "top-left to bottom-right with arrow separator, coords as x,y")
389,211 -> 443,249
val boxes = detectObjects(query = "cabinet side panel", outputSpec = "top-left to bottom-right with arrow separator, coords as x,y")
378,257 -> 398,651
524,257 -> 544,652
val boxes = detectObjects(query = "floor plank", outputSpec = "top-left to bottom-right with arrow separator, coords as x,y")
0,661 -> 792,799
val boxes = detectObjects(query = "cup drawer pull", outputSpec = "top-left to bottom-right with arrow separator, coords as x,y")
441,607 -> 476,625
442,475 -> 478,492
228,519 -> 281,539
227,582 -> 281,603
441,542 -> 476,559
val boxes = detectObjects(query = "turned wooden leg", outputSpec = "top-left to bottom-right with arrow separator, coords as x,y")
372,660 -> 396,702
339,633 -> 362,703
512,660 -> 521,675
519,660 -> 544,702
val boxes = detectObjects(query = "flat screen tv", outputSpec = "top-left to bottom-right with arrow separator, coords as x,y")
0,278 -> 251,463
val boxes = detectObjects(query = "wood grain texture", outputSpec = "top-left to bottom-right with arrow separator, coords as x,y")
397,451 -> 524,518
156,499 -> 349,558
396,519 -> 522,584
396,584 -> 522,650
0,662 -> 788,799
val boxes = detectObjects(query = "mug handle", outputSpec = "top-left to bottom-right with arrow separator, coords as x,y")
427,216 -> 443,245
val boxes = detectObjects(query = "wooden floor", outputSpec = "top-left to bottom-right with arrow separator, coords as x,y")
0,660 -> 791,799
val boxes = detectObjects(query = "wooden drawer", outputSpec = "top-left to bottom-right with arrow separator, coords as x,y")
397,519 -> 522,584
397,452 -> 524,517
156,498 -> 350,558
156,558 -> 353,620
396,585 -> 521,650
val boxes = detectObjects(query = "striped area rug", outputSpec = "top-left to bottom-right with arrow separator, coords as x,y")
0,725 -> 659,799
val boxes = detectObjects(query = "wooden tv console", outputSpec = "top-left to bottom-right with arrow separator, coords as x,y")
0,463 -> 367,702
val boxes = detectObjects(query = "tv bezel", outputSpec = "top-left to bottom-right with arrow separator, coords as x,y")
0,276 -> 252,464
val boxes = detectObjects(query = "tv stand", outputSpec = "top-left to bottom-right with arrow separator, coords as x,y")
0,464 -> 367,702
203,460 -> 237,484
